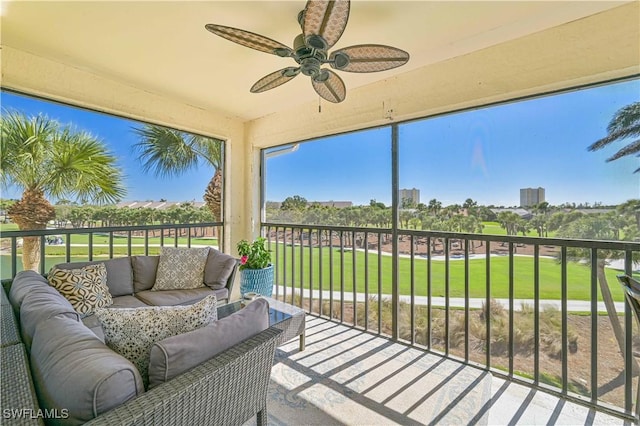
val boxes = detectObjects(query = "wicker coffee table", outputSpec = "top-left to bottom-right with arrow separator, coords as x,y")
217,297 -> 305,351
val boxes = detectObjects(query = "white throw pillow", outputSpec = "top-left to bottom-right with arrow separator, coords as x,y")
94,295 -> 217,388
152,247 -> 210,291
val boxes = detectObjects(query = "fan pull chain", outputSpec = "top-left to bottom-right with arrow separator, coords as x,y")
318,96 -> 322,113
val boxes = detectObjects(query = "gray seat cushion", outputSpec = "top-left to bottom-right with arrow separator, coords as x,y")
30,314 -> 144,425
204,249 -> 237,290
136,287 -> 228,307
132,256 -> 159,293
20,289 -> 79,351
108,295 -> 150,309
53,257 -> 134,297
148,298 -> 269,388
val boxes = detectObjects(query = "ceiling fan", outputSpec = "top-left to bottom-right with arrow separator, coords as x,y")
205,0 -> 410,103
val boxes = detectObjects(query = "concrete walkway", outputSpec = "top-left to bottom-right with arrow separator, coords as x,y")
273,285 -> 627,313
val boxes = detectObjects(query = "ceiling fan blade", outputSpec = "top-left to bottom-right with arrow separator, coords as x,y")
312,69 -> 346,103
302,0 -> 350,50
330,44 -> 410,73
205,24 -> 293,57
251,67 -> 301,93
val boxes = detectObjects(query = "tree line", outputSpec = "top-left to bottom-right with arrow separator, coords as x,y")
267,196 -> 640,243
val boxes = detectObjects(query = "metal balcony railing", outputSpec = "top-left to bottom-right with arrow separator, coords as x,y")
262,222 -> 640,421
0,222 -> 223,280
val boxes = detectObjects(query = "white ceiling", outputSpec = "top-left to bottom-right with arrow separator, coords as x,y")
1,1 -> 631,122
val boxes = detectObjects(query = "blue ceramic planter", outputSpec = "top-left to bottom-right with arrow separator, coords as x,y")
239,264 -> 274,297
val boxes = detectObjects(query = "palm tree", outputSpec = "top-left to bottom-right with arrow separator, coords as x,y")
588,101 -> 640,173
0,110 -> 125,271
132,125 -> 224,220
557,214 -> 640,377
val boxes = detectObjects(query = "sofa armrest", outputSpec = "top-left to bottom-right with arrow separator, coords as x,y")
85,327 -> 282,426
224,259 -> 240,301
0,344 -> 44,425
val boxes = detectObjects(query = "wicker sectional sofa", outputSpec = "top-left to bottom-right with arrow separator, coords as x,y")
0,249 -> 282,425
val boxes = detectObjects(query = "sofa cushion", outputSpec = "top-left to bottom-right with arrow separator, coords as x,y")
152,247 -> 210,291
30,314 -> 144,425
20,289 -> 79,351
136,287 -> 228,307
52,257 -> 134,297
204,249 -> 237,290
82,296 -> 150,341
95,295 -> 217,388
48,263 -> 113,317
8,270 -> 51,315
132,255 -> 159,292
148,298 -> 269,388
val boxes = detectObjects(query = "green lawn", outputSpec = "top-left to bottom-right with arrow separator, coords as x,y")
481,221 -> 557,237
272,243 -> 631,302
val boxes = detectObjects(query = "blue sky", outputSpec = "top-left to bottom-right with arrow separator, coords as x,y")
2,78 -> 640,207
266,78 -> 640,207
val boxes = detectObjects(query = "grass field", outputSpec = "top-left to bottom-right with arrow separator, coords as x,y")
480,221 -> 557,237
272,243 -> 630,302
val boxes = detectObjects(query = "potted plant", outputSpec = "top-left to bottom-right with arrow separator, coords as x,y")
237,237 -> 274,297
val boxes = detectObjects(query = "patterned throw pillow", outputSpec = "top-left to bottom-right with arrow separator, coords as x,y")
94,295 -> 217,388
152,247 -> 210,291
48,263 -> 113,317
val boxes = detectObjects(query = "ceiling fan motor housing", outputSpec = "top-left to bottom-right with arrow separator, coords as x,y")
300,58 -> 321,76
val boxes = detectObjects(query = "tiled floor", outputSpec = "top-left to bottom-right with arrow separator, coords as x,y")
256,316 -> 629,425
485,377 -> 625,425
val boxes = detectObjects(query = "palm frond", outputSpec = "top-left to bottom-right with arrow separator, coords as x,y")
606,102 -> 640,134
132,125 -> 200,178
190,135 -> 224,170
606,138 -> 640,162
588,122 -> 640,151
46,129 -> 126,204
0,110 -> 58,190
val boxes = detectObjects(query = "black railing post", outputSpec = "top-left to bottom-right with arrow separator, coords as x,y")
391,123 -> 400,340
590,248 -> 599,403
534,244 -> 540,384
40,235 -> 46,274
508,242 -> 514,377
624,249 -> 634,416
561,246 -> 568,395
318,229 -> 323,317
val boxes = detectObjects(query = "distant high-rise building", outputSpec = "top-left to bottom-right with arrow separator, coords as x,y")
520,187 -> 545,207
399,188 -> 420,206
